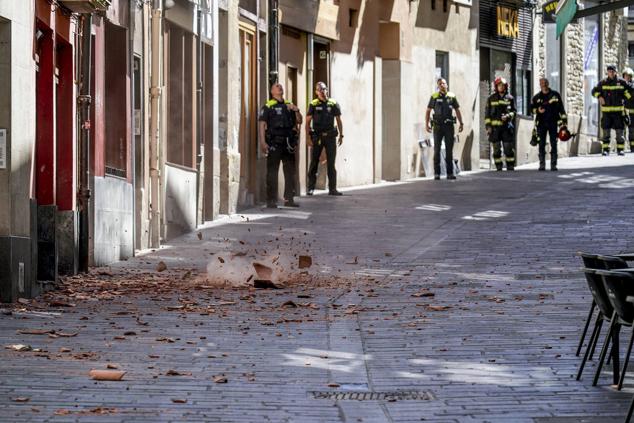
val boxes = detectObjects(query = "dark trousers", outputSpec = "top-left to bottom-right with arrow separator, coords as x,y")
266,142 -> 296,203
628,120 -> 634,151
489,126 -> 515,170
308,135 -> 337,192
537,123 -> 558,167
433,124 -> 455,177
601,113 -> 625,153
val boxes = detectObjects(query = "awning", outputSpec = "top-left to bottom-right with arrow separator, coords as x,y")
557,0 -> 634,39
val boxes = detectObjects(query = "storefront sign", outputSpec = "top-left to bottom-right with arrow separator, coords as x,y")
0,129 -> 6,169
497,6 -> 519,39
543,0 -> 558,24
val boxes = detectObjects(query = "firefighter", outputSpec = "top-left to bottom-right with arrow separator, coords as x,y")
531,77 -> 567,171
306,82 -> 344,196
425,78 -> 464,180
485,77 -> 517,171
623,67 -> 634,153
258,82 -> 302,208
592,65 -> 632,156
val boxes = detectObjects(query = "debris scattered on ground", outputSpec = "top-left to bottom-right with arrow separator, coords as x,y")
253,263 -> 273,279
156,261 -> 167,272
298,255 -> 312,269
254,279 -> 281,289
213,375 -> 228,383
6,344 -> 33,352
166,370 -> 192,376
89,369 -> 126,381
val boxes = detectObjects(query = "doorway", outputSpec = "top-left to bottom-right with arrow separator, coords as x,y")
313,39 -> 330,88
312,39 -> 330,190
238,23 -> 257,207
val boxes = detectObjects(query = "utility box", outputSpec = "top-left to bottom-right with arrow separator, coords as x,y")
58,0 -> 111,13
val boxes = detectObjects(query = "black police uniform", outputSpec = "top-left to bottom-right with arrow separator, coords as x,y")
258,98 -> 299,205
427,91 -> 460,177
531,89 -> 567,170
485,91 -> 517,170
307,98 -> 341,193
592,76 -> 632,154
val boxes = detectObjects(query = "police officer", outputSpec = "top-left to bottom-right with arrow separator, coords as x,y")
592,65 -> 632,156
485,77 -> 517,171
623,67 -> 634,153
306,82 -> 343,196
425,78 -> 464,180
531,77 -> 567,171
258,83 -> 302,208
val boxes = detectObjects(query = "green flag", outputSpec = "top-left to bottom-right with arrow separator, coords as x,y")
556,0 -> 578,38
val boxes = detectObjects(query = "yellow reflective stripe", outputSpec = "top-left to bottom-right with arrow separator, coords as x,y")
593,92 -> 601,98
626,91 -> 633,99
548,97 -> 559,103
617,144 -> 625,147
601,106 -> 625,112
603,85 -> 624,90
602,143 -> 610,147
505,157 -> 515,161
490,100 -> 511,106
494,158 -> 504,163
628,109 -> 634,113
484,118 -> 491,124
490,120 -> 504,126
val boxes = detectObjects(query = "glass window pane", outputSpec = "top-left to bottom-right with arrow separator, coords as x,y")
545,24 -> 561,92
583,16 -> 599,136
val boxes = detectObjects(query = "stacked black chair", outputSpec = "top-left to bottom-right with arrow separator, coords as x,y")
575,253 -> 633,382
592,269 -> 634,390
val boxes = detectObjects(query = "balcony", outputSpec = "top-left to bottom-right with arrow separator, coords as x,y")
58,0 -> 111,13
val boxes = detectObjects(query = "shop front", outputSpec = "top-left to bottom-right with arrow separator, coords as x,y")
479,0 -> 534,166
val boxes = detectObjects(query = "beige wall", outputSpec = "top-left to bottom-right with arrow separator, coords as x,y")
0,2 -> 37,237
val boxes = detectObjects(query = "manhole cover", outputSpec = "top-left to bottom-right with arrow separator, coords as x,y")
531,219 -> 589,225
310,390 -> 434,401
515,273 -> 580,280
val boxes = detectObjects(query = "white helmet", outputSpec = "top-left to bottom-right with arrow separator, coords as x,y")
623,67 -> 634,78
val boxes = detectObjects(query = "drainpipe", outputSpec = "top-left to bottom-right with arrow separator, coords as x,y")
129,0 -> 136,254
149,0 -> 162,248
196,5 -> 203,226
78,14 -> 93,272
268,0 -> 279,86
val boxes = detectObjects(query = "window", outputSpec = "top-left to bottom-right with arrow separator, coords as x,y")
349,8 -> 359,27
514,68 -> 531,116
545,23 -> 561,92
104,22 -> 128,177
435,50 -> 449,87
583,15 -> 599,136
166,24 -> 195,168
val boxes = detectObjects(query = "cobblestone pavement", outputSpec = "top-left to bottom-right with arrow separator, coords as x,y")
2,154 -> 634,423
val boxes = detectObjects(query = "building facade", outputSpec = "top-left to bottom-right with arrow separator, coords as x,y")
1,0 -> 631,303
534,0 -> 628,158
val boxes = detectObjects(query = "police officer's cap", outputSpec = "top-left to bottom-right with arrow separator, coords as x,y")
607,64 -> 617,71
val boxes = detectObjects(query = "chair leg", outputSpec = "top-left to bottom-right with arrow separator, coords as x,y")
590,315 -> 605,361
613,325 -> 622,386
593,312 -> 617,386
626,393 -> 634,423
577,314 -> 603,380
577,300 -> 596,357
618,326 -> 634,390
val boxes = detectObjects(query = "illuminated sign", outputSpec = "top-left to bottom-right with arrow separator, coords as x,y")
543,0 -> 558,24
497,6 -> 519,39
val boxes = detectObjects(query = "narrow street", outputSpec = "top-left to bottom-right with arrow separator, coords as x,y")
2,155 -> 634,423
